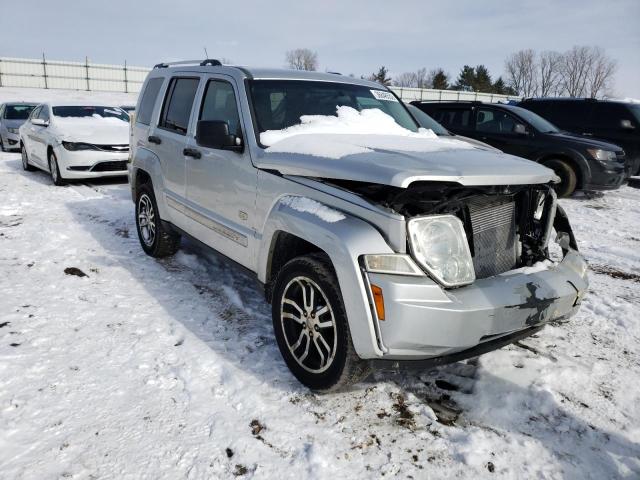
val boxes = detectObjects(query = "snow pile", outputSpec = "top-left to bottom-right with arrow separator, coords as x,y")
262,106 -> 474,159
0,86 -> 138,106
279,196 -> 345,223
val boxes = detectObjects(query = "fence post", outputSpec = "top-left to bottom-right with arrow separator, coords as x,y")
123,60 -> 128,93
85,56 -> 90,91
42,53 -> 48,89
0,58 -> 3,88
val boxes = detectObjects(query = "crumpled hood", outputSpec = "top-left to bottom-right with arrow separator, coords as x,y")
256,133 -> 555,188
53,117 -> 129,145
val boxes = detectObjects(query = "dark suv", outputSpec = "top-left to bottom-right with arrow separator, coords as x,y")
412,101 -> 627,197
518,98 -> 640,176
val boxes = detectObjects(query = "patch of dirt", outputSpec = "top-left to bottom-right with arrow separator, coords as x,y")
391,393 -> 415,429
64,267 -> 88,278
250,419 -> 264,436
115,227 -> 130,238
233,464 -> 247,476
0,216 -> 22,228
590,264 -> 640,283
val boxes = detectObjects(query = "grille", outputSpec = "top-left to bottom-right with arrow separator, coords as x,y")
468,197 -> 517,278
91,161 -> 128,172
94,144 -> 129,152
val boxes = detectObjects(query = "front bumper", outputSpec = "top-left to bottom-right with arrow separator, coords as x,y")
1,130 -> 21,150
366,250 -> 588,359
54,145 -> 129,179
585,158 -> 627,190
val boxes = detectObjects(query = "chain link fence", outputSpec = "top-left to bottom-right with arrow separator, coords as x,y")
0,56 -> 519,103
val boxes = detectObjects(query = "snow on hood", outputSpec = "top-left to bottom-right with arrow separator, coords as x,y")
256,107 -> 555,188
53,115 -> 129,144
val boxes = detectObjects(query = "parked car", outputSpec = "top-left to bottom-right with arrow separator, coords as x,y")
405,104 -> 500,152
130,61 -> 588,391
19,102 -> 130,185
412,101 -> 627,197
0,102 -> 38,152
518,98 -> 640,176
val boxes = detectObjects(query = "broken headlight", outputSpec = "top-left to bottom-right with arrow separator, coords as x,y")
407,214 -> 475,287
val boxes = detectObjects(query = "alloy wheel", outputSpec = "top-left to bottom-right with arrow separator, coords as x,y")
280,276 -> 337,373
137,193 -> 156,246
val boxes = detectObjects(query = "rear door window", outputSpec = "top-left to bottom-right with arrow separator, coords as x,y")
137,77 -> 164,126
433,107 -> 472,130
159,77 -> 200,135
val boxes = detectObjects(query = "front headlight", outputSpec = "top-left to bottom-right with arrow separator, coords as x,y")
62,141 -> 99,151
407,214 -> 475,287
587,149 -> 617,162
7,128 -> 20,134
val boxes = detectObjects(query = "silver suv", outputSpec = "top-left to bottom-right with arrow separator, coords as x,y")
130,60 -> 588,391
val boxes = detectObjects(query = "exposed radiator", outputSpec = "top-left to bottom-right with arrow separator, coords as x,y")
468,197 -> 518,278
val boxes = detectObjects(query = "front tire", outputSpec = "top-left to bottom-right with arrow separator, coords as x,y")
21,143 -> 35,171
545,159 -> 577,198
135,182 -> 181,257
272,254 -> 371,391
48,150 -> 66,186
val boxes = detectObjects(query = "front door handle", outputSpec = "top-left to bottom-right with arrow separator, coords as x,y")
183,147 -> 201,159
148,135 -> 162,144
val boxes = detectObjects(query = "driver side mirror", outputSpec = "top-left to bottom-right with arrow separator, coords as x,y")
621,119 -> 635,131
514,123 -> 528,135
196,120 -> 243,152
32,118 -> 48,127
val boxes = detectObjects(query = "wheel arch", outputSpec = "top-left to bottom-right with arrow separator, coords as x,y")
537,152 -> 589,190
258,195 -> 395,359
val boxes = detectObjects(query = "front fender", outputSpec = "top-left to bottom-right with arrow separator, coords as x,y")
131,147 -> 169,219
258,195 -> 397,359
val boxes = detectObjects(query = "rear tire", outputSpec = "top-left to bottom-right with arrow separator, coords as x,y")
49,150 -> 66,186
0,138 -> 6,152
21,143 -> 35,171
545,159 -> 577,198
135,182 -> 181,257
272,253 -> 371,391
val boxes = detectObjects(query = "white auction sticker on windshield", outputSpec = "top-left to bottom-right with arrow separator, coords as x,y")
370,90 -> 398,102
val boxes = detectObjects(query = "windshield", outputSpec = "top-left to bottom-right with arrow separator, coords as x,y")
406,104 -> 450,135
52,106 -> 129,121
249,80 -> 418,140
508,105 -> 559,133
4,105 -> 37,120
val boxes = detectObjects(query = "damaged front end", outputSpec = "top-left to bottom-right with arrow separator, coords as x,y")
327,179 -> 588,359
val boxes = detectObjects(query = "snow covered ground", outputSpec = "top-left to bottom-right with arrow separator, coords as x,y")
1,88 -> 639,479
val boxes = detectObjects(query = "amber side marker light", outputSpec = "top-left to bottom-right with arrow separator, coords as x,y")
370,284 -> 385,321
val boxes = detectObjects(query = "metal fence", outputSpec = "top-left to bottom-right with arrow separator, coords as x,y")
0,56 -> 520,103
0,56 -> 151,93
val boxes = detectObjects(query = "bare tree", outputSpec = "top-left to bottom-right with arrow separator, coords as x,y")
586,47 -> 616,98
285,48 -> 318,71
559,46 -> 594,97
505,49 -> 537,97
414,67 -> 430,88
393,72 -> 418,87
537,50 -> 562,97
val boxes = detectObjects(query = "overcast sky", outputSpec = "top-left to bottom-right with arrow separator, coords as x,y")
2,0 -> 639,98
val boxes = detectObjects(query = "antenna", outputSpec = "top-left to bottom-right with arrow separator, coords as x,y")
204,47 -> 209,58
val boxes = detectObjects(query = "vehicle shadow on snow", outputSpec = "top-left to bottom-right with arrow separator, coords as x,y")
393,365 -> 640,477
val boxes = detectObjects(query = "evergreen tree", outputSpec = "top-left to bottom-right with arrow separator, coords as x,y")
369,66 -> 392,86
454,65 -> 476,91
474,65 -> 493,92
492,76 -> 508,94
431,69 -> 450,90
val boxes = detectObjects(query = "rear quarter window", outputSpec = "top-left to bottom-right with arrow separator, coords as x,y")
137,77 -> 165,126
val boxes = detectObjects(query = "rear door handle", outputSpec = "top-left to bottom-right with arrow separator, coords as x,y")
183,147 -> 201,159
148,135 -> 162,144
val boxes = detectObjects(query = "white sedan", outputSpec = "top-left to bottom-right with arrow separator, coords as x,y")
19,102 -> 130,185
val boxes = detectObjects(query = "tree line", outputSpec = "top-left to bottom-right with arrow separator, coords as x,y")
284,45 -> 617,98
